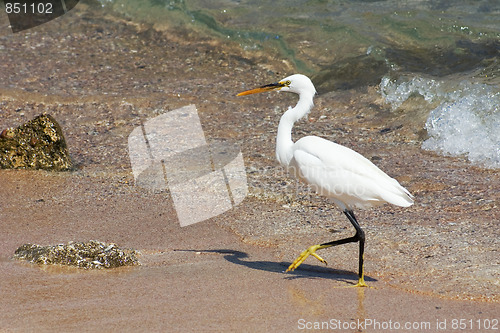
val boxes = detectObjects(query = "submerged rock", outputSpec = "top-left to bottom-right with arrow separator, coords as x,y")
312,54 -> 389,92
13,240 -> 140,269
0,114 -> 72,170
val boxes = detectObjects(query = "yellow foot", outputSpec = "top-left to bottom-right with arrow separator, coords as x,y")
346,276 -> 369,288
353,276 -> 369,288
286,244 -> 327,272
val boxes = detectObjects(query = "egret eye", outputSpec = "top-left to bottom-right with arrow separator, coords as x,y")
285,80 -> 291,86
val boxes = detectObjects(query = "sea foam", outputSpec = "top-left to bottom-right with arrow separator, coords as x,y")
380,76 -> 500,169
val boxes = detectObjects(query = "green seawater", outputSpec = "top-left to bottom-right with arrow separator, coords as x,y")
97,0 -> 500,86
97,0 -> 500,168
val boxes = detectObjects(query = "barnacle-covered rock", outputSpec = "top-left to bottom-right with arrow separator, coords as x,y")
0,114 -> 72,170
13,240 -> 139,269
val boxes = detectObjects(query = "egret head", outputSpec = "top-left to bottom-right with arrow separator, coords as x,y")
237,74 -> 316,97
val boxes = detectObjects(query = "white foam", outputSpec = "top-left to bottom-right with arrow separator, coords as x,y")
380,76 -> 500,169
380,76 -> 443,110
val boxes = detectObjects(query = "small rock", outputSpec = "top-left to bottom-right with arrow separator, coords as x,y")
13,240 -> 140,269
0,114 -> 72,170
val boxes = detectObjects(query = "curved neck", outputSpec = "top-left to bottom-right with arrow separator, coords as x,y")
276,92 -> 314,166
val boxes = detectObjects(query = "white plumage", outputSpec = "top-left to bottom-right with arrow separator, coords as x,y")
238,74 -> 413,287
289,136 -> 413,210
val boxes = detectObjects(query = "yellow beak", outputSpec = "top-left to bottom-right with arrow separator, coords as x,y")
237,82 -> 285,96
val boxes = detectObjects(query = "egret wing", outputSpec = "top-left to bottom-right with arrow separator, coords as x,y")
291,136 -> 413,209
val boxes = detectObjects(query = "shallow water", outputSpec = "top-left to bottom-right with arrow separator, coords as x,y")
0,4 -> 499,328
96,0 -> 500,168
98,0 -> 500,73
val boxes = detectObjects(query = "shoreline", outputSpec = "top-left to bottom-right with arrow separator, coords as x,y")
0,2 -> 498,331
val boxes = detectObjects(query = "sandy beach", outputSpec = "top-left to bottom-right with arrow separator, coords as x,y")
0,2 -> 498,331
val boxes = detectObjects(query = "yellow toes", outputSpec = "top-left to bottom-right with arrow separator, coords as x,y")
352,276 -> 369,288
310,252 -> 327,265
285,245 -> 369,288
286,244 -> 327,272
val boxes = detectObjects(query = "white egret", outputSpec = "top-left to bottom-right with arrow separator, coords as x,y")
237,74 -> 413,287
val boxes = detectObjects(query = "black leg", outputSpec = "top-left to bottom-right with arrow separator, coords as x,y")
286,209 -> 368,286
318,210 -> 366,285
344,210 -> 365,280
319,210 -> 364,248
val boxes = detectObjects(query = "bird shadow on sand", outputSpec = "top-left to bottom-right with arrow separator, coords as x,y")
174,249 -> 377,285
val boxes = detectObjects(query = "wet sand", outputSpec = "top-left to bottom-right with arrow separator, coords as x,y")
0,3 -> 499,331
